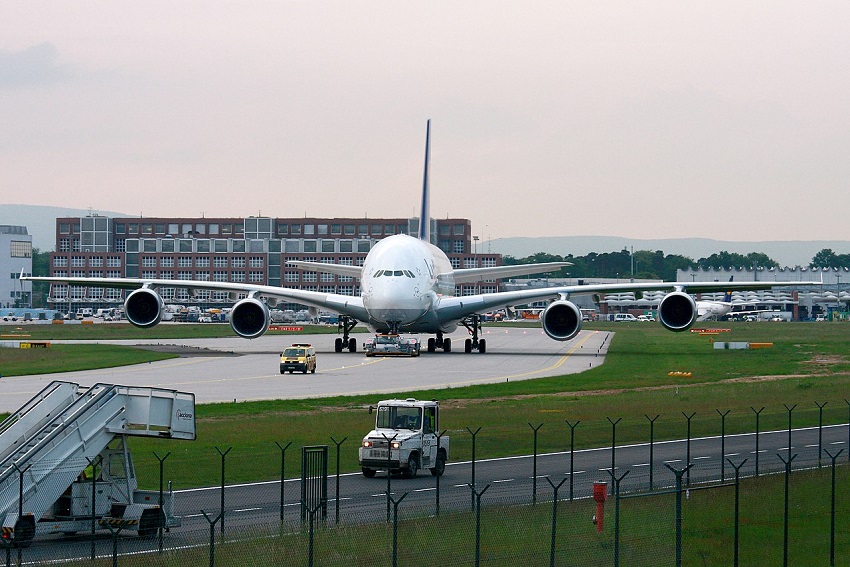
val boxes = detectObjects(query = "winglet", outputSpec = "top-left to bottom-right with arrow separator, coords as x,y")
418,119 -> 431,242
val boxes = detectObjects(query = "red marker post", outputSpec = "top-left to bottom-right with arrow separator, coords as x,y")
592,481 -> 607,532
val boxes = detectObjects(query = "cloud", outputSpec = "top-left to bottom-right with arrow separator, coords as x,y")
0,42 -> 70,88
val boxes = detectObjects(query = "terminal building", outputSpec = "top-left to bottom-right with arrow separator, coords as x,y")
45,214 -> 502,313
1,225 -> 33,309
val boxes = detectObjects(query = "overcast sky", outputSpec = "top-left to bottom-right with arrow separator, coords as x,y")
2,2 -> 848,243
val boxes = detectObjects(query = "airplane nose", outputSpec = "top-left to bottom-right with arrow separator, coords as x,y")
366,283 -> 428,324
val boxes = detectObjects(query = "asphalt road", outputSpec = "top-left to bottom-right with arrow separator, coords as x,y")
0,326 -> 612,412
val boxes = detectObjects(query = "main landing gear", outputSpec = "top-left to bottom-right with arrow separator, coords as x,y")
425,315 -> 487,354
335,315 -> 358,353
461,314 -> 486,354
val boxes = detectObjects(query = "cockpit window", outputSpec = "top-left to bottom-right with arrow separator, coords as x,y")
377,269 -> 416,278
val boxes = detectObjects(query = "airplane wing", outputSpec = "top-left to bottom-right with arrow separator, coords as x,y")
451,262 -> 571,284
23,276 -> 370,321
286,261 -> 363,279
433,280 -> 821,322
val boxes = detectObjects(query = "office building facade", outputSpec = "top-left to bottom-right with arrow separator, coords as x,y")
46,215 -> 501,312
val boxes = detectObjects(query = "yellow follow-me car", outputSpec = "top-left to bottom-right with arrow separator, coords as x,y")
279,343 -> 317,374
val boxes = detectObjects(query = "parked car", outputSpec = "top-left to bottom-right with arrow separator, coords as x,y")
614,314 -> 638,322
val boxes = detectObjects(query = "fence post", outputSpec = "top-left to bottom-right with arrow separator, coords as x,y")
435,430 -> 447,515
644,414 -> 659,490
381,433 -> 397,523
388,492 -> 408,567
607,417 -> 621,494
664,463 -> 693,567
783,404 -> 796,461
845,399 -> 850,462
529,423 -> 543,505
606,469 -> 630,567
546,477 -> 568,567
468,484 -> 490,567
825,449 -> 843,567
83,455 -> 101,561
466,427 -> 482,510
200,511 -> 222,567
777,452 -> 798,567
682,412 -> 696,487
274,441 -> 292,523
816,402 -> 827,468
215,446 -> 232,539
716,410 -> 730,482
153,451 -> 171,553
726,458 -> 748,567
565,420 -> 580,500
751,406 -> 764,476
330,436 -> 347,524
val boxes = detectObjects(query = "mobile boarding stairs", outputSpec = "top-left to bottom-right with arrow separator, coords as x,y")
0,381 -> 195,547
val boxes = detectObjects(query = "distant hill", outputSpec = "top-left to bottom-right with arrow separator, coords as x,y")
3,204 -> 848,266
1,205 -> 130,251
484,236 -> 850,268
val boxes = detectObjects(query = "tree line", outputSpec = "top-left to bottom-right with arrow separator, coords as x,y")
503,248 -> 850,281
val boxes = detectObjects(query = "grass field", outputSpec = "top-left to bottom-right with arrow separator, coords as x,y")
3,321 -> 850,488
5,320 -> 850,564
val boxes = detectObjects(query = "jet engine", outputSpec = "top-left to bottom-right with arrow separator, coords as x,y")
124,288 -> 164,328
541,300 -> 582,341
230,297 -> 270,339
658,291 -> 697,332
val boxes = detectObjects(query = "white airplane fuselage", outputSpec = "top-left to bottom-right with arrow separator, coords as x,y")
361,234 -> 455,333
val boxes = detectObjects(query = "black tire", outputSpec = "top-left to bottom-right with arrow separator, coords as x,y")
362,467 -> 376,478
443,338 -> 451,353
464,338 -> 472,353
404,454 -> 419,478
348,338 -> 357,352
311,365 -> 316,374
335,338 -> 343,353
479,338 -> 486,353
430,453 -> 446,477
427,338 -> 436,352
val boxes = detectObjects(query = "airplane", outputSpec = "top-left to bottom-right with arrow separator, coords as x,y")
695,277 -> 777,321
23,121 -> 821,354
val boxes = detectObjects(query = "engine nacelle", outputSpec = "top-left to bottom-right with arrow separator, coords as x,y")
541,300 -> 582,341
124,288 -> 164,328
658,291 -> 697,332
230,297 -> 270,339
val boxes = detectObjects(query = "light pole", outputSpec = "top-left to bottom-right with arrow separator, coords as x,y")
837,273 -> 842,313
473,235 -> 479,256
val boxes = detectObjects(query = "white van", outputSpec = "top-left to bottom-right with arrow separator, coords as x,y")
614,313 -> 638,322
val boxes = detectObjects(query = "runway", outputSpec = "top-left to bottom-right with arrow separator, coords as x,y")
0,326 -> 611,412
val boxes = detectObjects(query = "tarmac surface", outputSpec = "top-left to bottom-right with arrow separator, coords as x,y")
0,326 -> 611,412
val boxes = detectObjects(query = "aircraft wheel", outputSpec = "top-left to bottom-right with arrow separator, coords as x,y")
348,338 -> 357,352
427,338 -> 436,352
335,338 -> 343,353
443,338 -> 451,353
464,339 -> 472,353
479,339 -> 486,353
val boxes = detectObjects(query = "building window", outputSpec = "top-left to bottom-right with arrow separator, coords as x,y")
196,257 -> 210,268
53,257 -> 68,267
249,257 -> 264,268
60,223 -> 71,234
161,257 -> 174,267
142,256 -> 157,267
249,271 -> 264,283
178,257 -> 192,268
344,224 -> 355,235
213,271 -> 228,282
231,271 -> 246,282
454,240 -> 465,254
214,256 -> 228,267
10,241 -> 32,258
231,257 -> 245,268
59,238 -> 71,252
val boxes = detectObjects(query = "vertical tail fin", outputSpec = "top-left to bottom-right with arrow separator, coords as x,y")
418,119 -> 431,242
723,276 -> 733,302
